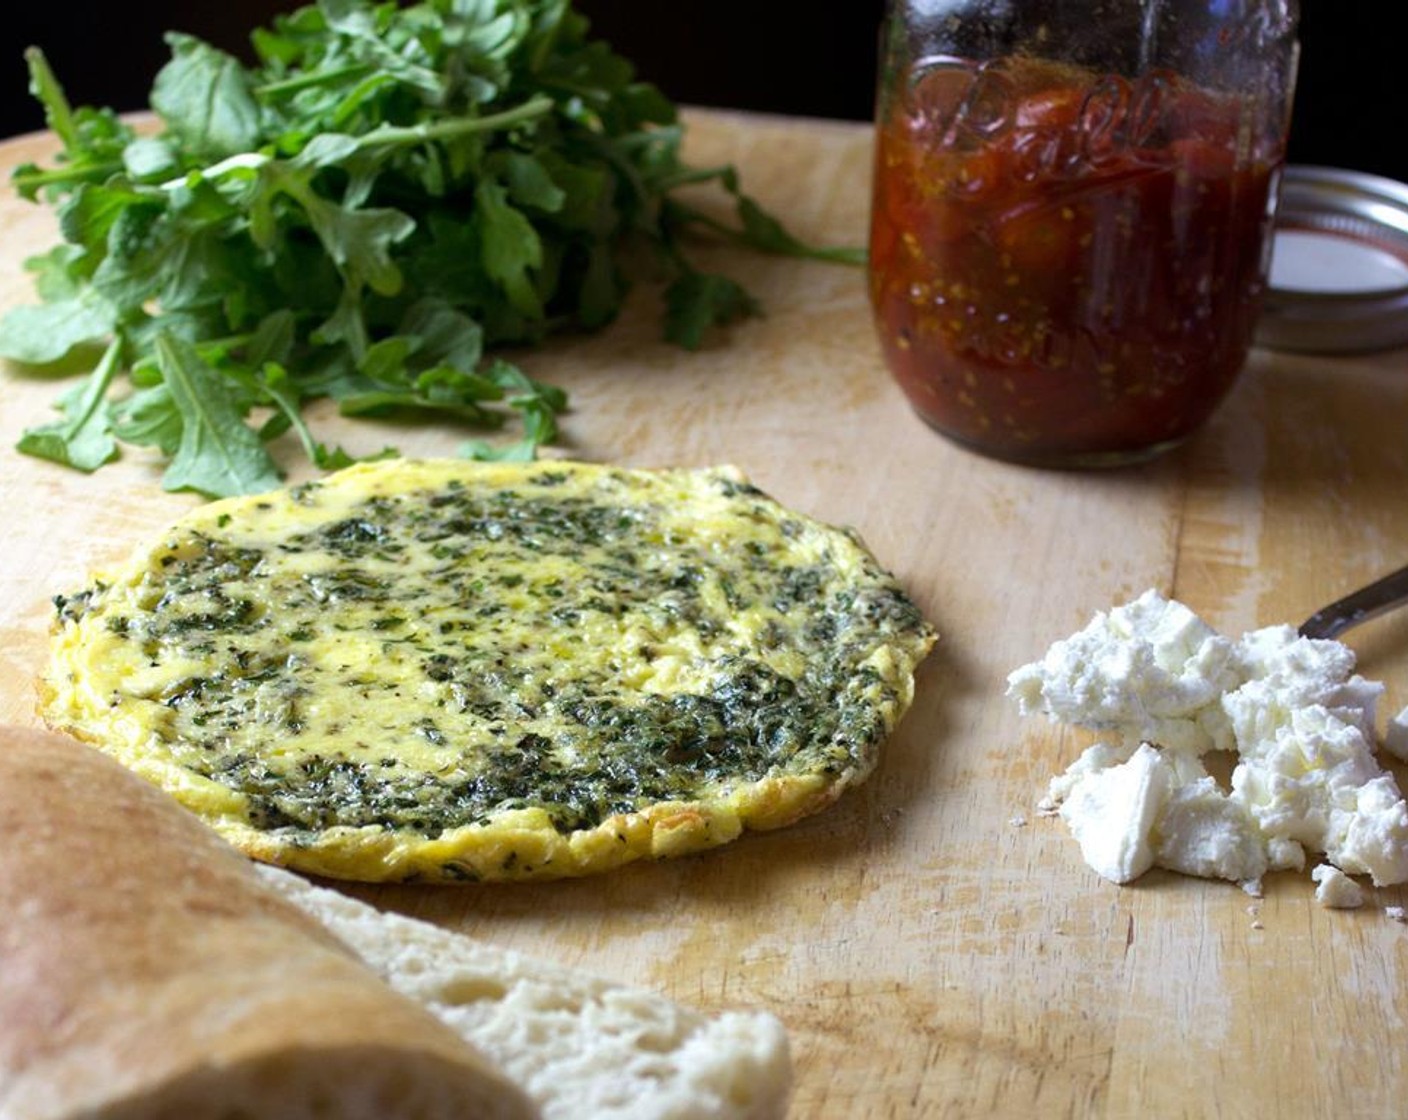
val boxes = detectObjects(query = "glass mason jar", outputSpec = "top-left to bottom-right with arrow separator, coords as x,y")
869,0 -> 1300,466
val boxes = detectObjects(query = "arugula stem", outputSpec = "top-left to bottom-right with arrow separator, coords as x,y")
67,337 -> 123,431
610,124 -> 683,153
255,62 -> 376,97
348,95 -> 555,153
258,367 -> 322,462
656,164 -> 735,191
673,203 -> 867,266
12,162 -> 126,193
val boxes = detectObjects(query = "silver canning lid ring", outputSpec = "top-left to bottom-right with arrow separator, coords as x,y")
1256,165 -> 1408,354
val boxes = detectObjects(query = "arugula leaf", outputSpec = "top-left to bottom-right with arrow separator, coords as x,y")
664,272 -> 760,351
0,287 -> 117,364
154,333 -> 283,496
23,244 -> 94,302
24,45 -> 79,151
278,170 -> 416,297
15,47 -> 133,199
5,1 -> 859,498
474,179 -> 544,317
151,34 -> 262,159
109,384 -> 184,456
16,337 -> 121,470
461,436 -> 539,462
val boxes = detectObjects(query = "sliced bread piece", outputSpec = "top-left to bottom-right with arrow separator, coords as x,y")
259,866 -> 793,1120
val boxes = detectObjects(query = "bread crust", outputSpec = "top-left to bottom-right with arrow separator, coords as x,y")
0,725 -> 536,1120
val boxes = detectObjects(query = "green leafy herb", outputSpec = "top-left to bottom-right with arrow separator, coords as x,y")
1,1 -> 858,498
15,336 -> 121,471
155,332 -> 285,496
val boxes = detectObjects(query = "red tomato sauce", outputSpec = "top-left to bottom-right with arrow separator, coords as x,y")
869,57 -> 1285,464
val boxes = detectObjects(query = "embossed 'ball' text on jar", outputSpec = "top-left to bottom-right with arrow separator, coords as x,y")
869,1 -> 1300,466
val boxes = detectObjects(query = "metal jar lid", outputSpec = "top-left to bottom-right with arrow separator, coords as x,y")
1256,165 -> 1408,354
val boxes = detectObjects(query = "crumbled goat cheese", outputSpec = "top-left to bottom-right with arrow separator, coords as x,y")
1008,591 -> 1242,755
1057,744 -> 1170,883
1155,774 -> 1268,885
1010,590 -> 1405,894
1386,707 -> 1408,763
1311,864 -> 1366,909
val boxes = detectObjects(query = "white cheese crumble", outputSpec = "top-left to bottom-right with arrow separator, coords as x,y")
1010,590 -> 1404,897
1057,743 -> 1170,883
1311,864 -> 1365,909
1386,706 -> 1408,763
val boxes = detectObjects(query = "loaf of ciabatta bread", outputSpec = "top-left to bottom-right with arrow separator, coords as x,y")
0,725 -> 535,1120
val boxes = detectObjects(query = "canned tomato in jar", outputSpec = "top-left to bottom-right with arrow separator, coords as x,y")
869,1 -> 1300,466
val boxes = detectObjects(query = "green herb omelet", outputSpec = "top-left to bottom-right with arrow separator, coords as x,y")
43,459 -> 935,882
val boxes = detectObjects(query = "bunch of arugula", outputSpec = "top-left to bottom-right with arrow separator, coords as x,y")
0,0 -> 861,498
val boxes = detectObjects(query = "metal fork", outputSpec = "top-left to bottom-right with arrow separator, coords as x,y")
1298,564 -> 1408,641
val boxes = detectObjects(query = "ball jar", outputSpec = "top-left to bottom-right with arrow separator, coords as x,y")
869,0 -> 1300,466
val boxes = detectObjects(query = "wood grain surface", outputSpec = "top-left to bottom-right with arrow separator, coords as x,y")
3,110 -> 1407,1118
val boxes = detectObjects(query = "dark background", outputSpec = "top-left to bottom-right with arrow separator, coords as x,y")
4,2 -> 1400,182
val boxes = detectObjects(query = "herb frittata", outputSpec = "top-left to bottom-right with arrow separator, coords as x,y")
42,459 -> 935,881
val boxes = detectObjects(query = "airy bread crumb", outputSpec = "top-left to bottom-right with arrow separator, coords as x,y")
258,866 -> 792,1120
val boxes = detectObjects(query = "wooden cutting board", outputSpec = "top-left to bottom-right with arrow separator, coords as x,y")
3,110 -> 1408,1117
